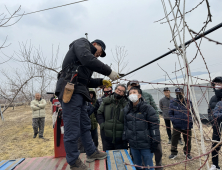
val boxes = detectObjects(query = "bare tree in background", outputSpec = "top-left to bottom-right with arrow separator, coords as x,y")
112,46 -> 129,84
0,5 -> 24,65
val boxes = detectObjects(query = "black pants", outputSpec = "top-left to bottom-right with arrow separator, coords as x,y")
171,128 -> 191,155
91,128 -> 99,148
164,119 -> 181,140
101,129 -> 127,151
154,143 -> 163,170
212,124 -> 221,168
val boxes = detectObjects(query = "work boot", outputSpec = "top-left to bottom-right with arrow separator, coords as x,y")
70,158 -> 91,170
86,150 -> 107,163
33,133 -> 38,138
39,136 -> 44,139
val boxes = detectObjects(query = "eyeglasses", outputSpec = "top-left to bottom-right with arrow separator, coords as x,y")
116,88 -> 125,94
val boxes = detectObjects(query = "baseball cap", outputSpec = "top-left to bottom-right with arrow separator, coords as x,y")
129,80 -> 140,85
175,88 -> 183,93
92,39 -> 106,57
163,87 -> 170,91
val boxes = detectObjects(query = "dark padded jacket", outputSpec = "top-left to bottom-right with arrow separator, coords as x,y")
55,38 -> 112,102
94,95 -> 107,118
213,101 -> 222,122
169,98 -> 194,130
122,98 -> 160,149
208,95 -> 221,124
97,94 -> 128,143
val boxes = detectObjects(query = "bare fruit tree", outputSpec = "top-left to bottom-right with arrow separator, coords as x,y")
111,46 -> 129,84
0,5 -> 24,65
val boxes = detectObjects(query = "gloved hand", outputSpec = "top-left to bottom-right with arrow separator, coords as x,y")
102,80 -> 112,88
108,71 -> 120,81
150,142 -> 159,153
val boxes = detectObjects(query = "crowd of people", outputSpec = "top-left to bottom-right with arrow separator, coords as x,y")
29,78 -> 222,170
73,77 -> 221,170
29,38 -> 221,170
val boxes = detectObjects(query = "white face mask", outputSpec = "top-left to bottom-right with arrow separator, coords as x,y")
129,94 -> 139,103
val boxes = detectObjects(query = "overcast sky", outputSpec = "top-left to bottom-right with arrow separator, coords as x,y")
0,0 -> 222,91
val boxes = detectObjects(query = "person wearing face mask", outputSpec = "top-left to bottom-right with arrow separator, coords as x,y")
123,87 -> 160,170
168,88 -> 195,160
208,77 -> 222,170
127,80 -> 163,170
159,87 -> 183,145
55,38 -> 120,170
97,84 -> 128,151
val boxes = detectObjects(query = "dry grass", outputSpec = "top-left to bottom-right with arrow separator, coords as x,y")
0,104 -> 221,170
0,104 -> 54,160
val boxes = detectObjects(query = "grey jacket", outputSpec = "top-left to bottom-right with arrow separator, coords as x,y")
159,96 -> 173,120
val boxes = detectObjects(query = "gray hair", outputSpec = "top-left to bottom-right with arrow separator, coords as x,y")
115,84 -> 127,95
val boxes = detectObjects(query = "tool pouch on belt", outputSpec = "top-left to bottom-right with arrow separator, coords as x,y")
62,82 -> 74,103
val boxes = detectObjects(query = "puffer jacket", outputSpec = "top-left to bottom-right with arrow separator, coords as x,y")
89,88 -> 98,130
97,94 -> 128,143
213,101 -> 222,122
55,38 -> 112,102
208,95 -> 221,124
142,90 -> 159,121
30,99 -> 47,118
169,98 -> 194,130
94,95 -> 107,118
123,98 -> 160,149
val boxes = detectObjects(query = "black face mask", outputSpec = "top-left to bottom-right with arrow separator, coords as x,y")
104,90 -> 112,97
114,92 -> 123,99
214,89 -> 222,99
176,94 -> 183,100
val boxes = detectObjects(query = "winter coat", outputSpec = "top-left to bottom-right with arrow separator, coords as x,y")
169,98 -> 194,130
122,98 -> 160,149
142,90 -> 159,121
97,94 -> 128,143
55,38 -> 112,102
159,96 -> 174,120
30,99 -> 47,118
89,88 -> 98,130
94,95 -> 107,118
213,101 -> 222,122
208,95 -> 221,124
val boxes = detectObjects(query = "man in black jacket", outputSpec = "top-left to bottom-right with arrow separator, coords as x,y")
123,87 -> 160,170
208,77 -> 222,170
55,38 -> 119,170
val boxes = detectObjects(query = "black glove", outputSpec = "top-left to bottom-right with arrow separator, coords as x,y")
150,142 -> 159,153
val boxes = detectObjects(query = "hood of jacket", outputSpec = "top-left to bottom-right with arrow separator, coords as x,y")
89,88 -> 97,103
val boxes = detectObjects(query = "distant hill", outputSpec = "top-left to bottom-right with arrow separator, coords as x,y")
150,71 -> 208,83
